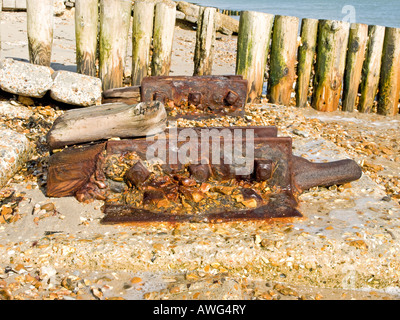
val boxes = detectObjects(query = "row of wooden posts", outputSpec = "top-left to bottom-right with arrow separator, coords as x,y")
23,0 -> 400,115
238,13 -> 400,116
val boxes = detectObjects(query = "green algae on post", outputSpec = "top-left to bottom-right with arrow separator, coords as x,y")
295,18 -> 318,108
312,20 -> 350,112
267,15 -> 299,106
99,0 -> 132,91
377,27 -> 400,116
236,11 -> 274,103
193,7 -> 217,76
358,25 -> 385,113
75,0 -> 98,77
27,0 -> 54,67
131,0 -> 155,86
151,2 -> 176,76
342,23 -> 368,112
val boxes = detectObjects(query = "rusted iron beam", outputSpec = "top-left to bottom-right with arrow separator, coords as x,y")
102,76 -> 248,117
141,75 -> 248,117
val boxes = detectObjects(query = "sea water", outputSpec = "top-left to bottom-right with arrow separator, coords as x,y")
194,0 -> 400,28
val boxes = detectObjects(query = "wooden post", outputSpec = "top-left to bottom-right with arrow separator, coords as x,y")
295,18 -> 319,108
99,0 -> 132,91
358,25 -> 385,113
267,15 -> 299,106
236,11 -> 274,103
26,0 -> 54,66
151,2 -> 176,76
342,23 -> 368,112
312,20 -> 350,112
75,0 -> 99,76
193,7 -> 217,76
377,27 -> 400,116
131,0 -> 155,86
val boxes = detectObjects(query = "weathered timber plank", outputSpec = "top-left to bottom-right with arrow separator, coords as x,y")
46,101 -> 167,150
267,15 -> 299,106
377,27 -> 400,116
193,7 -> 217,76
358,25 -> 385,113
131,0 -> 155,85
27,0 -> 54,66
312,20 -> 350,112
75,0 -> 98,76
99,0 -> 132,90
102,86 -> 141,104
236,11 -> 274,103
295,18 -> 319,108
342,23 -> 368,112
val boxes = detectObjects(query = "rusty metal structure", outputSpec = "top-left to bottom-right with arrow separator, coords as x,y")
46,126 -> 362,224
102,75 -> 248,118
46,76 -> 363,224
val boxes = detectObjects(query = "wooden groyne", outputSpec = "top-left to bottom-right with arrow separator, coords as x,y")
2,1 -> 400,116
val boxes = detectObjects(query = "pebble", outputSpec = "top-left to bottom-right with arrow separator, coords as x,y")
0,288 -> 13,300
17,96 -> 35,106
91,287 -> 103,300
40,203 -> 55,212
130,277 -> 142,284
292,129 -> 309,138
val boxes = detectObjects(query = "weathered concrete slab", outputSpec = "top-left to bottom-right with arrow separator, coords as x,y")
50,70 -> 102,106
0,58 -> 53,98
0,127 -> 32,188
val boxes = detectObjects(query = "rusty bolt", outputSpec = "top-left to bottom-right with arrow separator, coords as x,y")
153,91 -> 167,103
188,164 -> 211,182
254,159 -> 274,181
224,90 -> 239,106
143,189 -> 167,206
124,161 -> 151,187
188,92 -> 202,106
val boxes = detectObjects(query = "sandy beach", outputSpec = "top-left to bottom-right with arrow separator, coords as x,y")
1,7 -> 400,301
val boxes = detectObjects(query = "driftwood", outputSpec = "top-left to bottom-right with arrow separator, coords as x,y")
102,86 -> 141,105
46,101 -> 167,150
